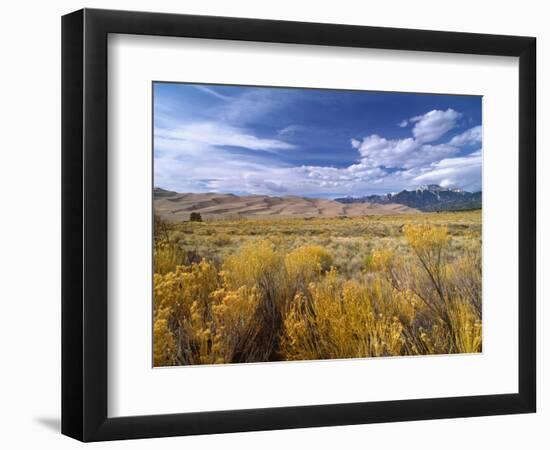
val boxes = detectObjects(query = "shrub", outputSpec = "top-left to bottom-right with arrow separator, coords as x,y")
285,245 -> 333,294
185,286 -> 260,365
153,260 -> 219,365
282,270 -> 404,360
154,243 -> 187,275
208,287 -> 260,363
404,223 -> 450,294
221,240 -> 288,362
402,223 -> 481,353
209,233 -> 232,247
153,308 -> 176,366
189,212 -> 203,222
154,214 -> 171,243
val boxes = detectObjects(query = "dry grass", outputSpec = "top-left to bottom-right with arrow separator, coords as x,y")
153,210 -> 482,366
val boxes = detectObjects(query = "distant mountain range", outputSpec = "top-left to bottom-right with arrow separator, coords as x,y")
335,185 -> 482,212
153,188 -> 419,221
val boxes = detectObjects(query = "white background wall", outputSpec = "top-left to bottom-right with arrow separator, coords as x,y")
0,0 -> 546,448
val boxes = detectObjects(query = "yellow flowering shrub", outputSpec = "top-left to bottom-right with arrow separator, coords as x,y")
221,240 -> 289,362
402,223 -> 481,354
153,307 -> 176,366
282,270 -> 404,360
153,260 -> 219,365
365,248 -> 395,273
404,223 -> 450,286
222,240 -> 283,290
209,287 -> 260,363
285,245 -> 333,293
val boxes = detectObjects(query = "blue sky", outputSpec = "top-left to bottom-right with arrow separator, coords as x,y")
154,82 -> 482,198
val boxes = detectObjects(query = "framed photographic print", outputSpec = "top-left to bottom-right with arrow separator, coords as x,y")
62,8 -> 536,441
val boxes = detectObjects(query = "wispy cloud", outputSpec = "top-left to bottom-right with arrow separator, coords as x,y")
277,124 -> 303,137
219,88 -> 294,125
156,122 -> 296,152
193,85 -> 232,101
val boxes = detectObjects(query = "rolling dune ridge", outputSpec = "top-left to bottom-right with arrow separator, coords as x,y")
154,188 -> 420,221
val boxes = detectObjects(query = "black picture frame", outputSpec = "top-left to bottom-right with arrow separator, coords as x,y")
62,8 -> 536,442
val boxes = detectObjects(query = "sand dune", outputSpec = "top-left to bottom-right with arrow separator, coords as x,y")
153,188 -> 420,221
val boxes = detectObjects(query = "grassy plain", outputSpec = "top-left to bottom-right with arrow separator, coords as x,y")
153,210 -> 482,366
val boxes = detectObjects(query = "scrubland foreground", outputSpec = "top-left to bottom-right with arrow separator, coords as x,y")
153,211 -> 482,366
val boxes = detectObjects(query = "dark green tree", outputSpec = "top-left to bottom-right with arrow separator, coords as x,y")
189,212 -> 203,222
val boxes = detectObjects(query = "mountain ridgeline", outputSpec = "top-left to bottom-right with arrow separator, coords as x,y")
335,185 -> 482,212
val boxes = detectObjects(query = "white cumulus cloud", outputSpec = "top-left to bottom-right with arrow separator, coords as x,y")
448,125 -> 482,146
410,109 -> 462,143
412,150 -> 482,191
